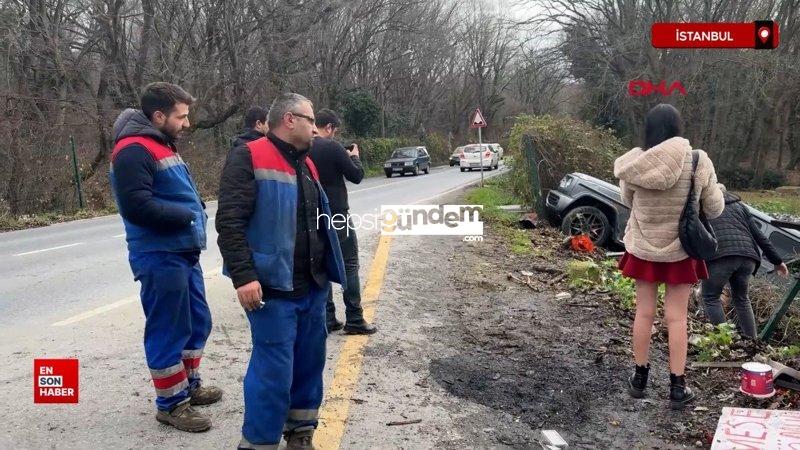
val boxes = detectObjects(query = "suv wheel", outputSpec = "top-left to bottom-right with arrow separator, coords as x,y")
412,165 -> 419,176
423,164 -> 430,174
561,206 -> 611,246
385,171 -> 392,178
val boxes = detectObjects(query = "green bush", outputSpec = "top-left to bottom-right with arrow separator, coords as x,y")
341,90 -> 380,137
506,114 -> 626,205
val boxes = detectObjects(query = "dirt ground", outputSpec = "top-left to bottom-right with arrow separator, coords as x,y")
349,188 -> 800,449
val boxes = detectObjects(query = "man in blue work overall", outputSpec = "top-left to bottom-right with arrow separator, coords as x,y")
216,92 -> 346,450
110,82 -> 222,432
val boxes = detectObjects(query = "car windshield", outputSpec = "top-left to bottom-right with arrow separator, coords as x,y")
392,148 -> 418,158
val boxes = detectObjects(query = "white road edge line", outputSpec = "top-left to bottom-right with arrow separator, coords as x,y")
52,295 -> 138,327
348,166 -> 450,194
52,265 -> 224,327
413,167 -> 508,205
14,242 -> 83,257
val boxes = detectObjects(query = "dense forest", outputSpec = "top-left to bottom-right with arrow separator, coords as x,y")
1,0 -> 798,215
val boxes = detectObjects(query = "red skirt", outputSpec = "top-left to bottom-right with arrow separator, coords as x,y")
618,252 -> 708,284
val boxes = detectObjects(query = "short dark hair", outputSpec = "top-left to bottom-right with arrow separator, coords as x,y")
315,109 -> 341,129
644,103 -> 683,150
244,106 -> 269,129
140,82 -> 195,120
268,93 -> 312,128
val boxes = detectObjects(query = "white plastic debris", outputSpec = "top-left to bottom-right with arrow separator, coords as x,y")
541,430 -> 568,449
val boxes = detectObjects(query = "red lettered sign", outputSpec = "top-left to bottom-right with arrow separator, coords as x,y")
34,359 -> 79,404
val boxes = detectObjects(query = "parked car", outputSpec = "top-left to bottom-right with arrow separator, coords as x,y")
384,146 -> 431,177
546,172 -> 800,266
487,143 -> 504,159
459,144 -> 499,172
450,146 -> 464,166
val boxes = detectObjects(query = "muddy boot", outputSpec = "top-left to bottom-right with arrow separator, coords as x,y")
669,373 -> 696,410
343,321 -> 377,335
155,402 -> 212,432
627,364 -> 649,398
189,385 -> 223,406
285,429 -> 315,450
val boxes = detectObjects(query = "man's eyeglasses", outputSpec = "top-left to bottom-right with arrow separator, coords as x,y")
289,112 -> 315,124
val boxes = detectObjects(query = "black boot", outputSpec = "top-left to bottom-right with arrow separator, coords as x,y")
327,318 -> 344,332
627,364 -> 649,398
669,373 -> 696,410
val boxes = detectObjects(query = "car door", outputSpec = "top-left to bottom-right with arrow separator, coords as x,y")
417,148 -> 428,169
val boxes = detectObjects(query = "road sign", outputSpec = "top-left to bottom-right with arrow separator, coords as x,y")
470,108 -> 487,129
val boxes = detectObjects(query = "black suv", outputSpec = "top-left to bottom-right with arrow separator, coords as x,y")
384,147 -> 431,177
546,173 -> 800,266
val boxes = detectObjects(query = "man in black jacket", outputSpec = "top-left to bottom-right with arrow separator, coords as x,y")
309,109 -> 377,335
701,189 -> 789,338
216,93 -> 347,449
231,105 -> 269,148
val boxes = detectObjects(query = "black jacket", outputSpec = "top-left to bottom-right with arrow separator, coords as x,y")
230,128 -> 265,149
216,132 -> 327,298
111,109 -> 199,232
709,192 -> 783,272
309,138 -> 363,214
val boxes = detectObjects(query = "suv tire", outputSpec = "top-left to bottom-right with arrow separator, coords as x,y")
561,206 -> 611,246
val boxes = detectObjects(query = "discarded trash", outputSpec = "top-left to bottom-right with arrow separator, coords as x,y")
570,235 -> 595,253
555,292 -> 572,301
711,408 -> 800,449
498,204 -> 525,212
518,212 -> 539,229
520,270 -> 534,277
740,362 -> 775,398
386,419 -> 422,426
540,430 -> 568,449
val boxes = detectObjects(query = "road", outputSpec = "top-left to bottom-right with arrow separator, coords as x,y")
0,163 -> 507,449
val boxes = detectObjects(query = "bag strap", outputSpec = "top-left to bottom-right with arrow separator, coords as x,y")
683,150 -> 699,210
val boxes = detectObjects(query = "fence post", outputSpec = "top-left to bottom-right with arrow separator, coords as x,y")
522,134 -> 544,216
70,135 -> 85,209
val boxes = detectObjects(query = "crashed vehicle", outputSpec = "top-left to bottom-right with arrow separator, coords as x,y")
546,172 -> 800,268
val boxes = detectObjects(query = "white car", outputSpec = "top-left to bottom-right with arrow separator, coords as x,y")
459,144 -> 499,172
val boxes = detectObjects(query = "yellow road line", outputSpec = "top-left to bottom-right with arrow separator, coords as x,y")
315,235 -> 393,449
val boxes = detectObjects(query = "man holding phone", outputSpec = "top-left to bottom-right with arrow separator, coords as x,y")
309,109 -> 377,335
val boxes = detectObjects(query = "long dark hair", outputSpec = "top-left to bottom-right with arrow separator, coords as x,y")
644,103 -> 684,150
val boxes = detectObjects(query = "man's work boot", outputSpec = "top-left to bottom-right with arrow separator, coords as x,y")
327,319 -> 344,332
669,373 -> 696,410
155,402 -> 212,432
627,364 -> 649,398
189,385 -> 223,406
285,429 -> 315,449
343,320 -> 377,335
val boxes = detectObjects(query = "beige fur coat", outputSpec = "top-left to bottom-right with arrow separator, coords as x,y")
613,137 -> 724,263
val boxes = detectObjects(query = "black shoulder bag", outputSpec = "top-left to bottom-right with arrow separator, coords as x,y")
678,150 -> 718,260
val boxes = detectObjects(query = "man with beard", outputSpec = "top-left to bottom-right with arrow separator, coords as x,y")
309,109 -> 376,335
110,82 -> 222,432
217,93 -> 346,449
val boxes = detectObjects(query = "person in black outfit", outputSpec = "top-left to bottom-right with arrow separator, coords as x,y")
231,105 -> 269,149
309,109 -> 377,335
701,188 -> 789,338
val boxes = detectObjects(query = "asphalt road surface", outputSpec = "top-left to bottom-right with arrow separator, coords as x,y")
0,162 -> 507,449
